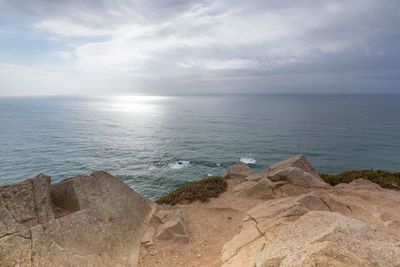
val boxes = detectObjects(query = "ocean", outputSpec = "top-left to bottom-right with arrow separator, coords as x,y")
0,94 -> 399,199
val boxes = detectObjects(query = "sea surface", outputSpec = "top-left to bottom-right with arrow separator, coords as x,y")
0,94 -> 399,199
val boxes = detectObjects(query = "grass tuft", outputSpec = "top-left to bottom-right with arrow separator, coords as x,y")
320,170 -> 400,189
156,176 -> 227,205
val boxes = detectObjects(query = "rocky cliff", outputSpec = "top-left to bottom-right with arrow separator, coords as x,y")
1,156 -> 399,266
140,155 -> 400,267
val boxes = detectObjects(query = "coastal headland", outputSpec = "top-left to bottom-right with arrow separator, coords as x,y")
1,156 -> 399,266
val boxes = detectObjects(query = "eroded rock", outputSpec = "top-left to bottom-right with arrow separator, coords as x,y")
235,178 -> 287,199
0,171 -> 153,267
267,155 -> 318,175
266,166 -> 330,189
222,156 -> 400,267
155,209 -> 190,243
225,162 -> 254,180
256,211 -> 400,267
234,156 -> 330,199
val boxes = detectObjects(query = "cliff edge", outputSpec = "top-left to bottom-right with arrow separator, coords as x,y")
1,156 -> 399,266
140,155 -> 400,267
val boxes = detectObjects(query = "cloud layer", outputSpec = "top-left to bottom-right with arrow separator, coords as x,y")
0,0 -> 400,95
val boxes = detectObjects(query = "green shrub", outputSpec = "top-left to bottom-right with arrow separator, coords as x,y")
320,170 -> 400,189
157,176 -> 227,205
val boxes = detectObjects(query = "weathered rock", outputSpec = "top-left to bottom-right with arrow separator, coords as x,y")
33,174 -> 55,224
244,171 -> 269,182
233,180 -> 257,192
255,211 -> 400,267
142,226 -> 156,246
267,155 -> 318,175
155,209 -> 190,243
222,178 -> 400,267
235,178 -> 287,199
154,209 -> 183,224
235,156 -> 329,199
266,166 -> 330,189
225,162 -> 254,180
223,197 -> 400,267
154,209 -> 171,222
0,173 -> 54,240
0,171 -> 153,267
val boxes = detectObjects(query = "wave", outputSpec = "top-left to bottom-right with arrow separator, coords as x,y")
168,160 -> 191,170
240,154 -> 256,164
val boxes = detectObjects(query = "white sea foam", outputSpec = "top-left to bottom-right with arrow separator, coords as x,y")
148,166 -> 157,171
240,154 -> 256,164
216,163 -> 221,166
168,160 -> 191,170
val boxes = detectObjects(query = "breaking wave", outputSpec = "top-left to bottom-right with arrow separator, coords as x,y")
168,160 -> 191,170
240,154 -> 256,164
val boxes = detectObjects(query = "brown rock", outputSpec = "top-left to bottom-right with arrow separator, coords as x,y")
225,162 -> 254,180
1,179 -> 38,228
267,155 -> 318,175
0,171 -> 153,267
155,209 -> 190,243
266,166 -> 330,189
235,178 -> 287,199
255,211 -> 400,267
33,174 -> 54,224
142,226 -> 156,246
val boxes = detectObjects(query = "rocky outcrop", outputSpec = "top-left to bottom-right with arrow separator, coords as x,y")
267,155 -> 318,175
2,155 -> 400,267
0,171 -> 153,267
256,211 -> 400,267
221,156 -> 400,266
235,156 -> 330,199
156,214 -> 189,243
225,162 -> 254,180
144,209 -> 190,244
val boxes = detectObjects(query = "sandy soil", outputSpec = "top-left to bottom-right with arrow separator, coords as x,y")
138,179 -> 263,267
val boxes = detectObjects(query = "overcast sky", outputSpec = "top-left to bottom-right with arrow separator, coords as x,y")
0,0 -> 399,96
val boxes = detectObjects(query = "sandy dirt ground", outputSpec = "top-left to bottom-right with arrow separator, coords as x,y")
138,179 -> 263,267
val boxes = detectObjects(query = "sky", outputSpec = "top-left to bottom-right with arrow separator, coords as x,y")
0,0 -> 399,96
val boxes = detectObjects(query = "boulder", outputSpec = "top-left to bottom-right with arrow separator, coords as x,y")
0,174 -> 54,238
266,166 -> 330,189
0,171 -> 153,267
155,209 -> 190,243
225,162 -> 254,180
267,155 -> 318,175
234,156 -> 330,199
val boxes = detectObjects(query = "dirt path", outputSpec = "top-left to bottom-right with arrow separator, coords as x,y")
138,179 -> 263,267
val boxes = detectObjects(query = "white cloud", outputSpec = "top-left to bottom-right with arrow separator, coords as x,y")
1,0 -> 400,94
35,19 -> 111,38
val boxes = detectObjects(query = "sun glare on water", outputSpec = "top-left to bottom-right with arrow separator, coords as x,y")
106,95 -> 170,114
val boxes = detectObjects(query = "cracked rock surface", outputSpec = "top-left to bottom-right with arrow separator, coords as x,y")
139,155 -> 400,266
222,156 -> 400,267
0,171 -> 153,267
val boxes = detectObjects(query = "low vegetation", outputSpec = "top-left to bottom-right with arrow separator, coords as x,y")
157,176 -> 227,205
320,170 -> 400,189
